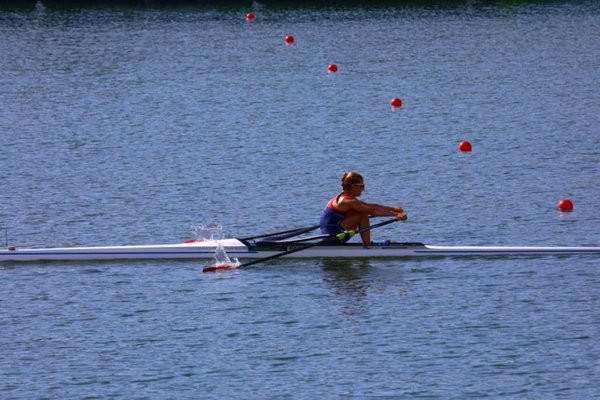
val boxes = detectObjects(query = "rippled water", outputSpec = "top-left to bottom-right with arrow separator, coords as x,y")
1,2 -> 599,398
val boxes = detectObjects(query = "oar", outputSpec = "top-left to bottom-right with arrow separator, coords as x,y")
255,216 -> 382,245
240,224 -> 320,241
202,218 -> 399,273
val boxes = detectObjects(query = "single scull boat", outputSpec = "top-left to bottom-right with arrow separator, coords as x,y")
2,238 -> 599,262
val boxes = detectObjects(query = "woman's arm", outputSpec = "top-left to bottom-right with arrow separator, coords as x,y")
366,203 -> 406,218
367,202 -> 404,214
359,200 -> 407,220
339,197 -> 407,220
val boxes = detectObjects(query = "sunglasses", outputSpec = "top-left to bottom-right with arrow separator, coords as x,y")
352,183 -> 365,188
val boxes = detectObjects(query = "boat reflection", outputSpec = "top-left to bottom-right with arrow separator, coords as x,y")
319,259 -> 410,313
320,259 -> 372,299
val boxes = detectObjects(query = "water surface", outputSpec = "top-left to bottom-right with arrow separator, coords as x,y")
1,2 -> 599,398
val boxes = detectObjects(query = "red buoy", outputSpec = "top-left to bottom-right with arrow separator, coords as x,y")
245,13 -> 255,22
327,63 -> 338,73
284,35 -> 295,45
458,140 -> 472,152
557,199 -> 574,211
390,98 -> 402,108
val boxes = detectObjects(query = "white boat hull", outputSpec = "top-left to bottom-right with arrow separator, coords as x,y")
1,239 -> 600,262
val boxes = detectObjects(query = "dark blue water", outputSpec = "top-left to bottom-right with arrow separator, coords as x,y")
1,2 -> 599,398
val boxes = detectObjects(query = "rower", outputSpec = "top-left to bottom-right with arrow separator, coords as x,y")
320,172 -> 407,246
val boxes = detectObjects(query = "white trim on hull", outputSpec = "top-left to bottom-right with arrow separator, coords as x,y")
0,239 -> 246,262
1,239 -> 600,262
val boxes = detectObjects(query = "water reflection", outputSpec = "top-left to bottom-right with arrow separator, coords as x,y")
320,259 -> 372,298
320,259 -> 412,311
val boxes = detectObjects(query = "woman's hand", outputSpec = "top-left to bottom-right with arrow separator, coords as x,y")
396,212 -> 408,221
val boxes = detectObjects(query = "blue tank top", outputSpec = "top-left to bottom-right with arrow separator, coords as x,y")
320,194 -> 348,234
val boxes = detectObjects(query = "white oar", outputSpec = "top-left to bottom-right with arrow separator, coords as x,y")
202,218 -> 399,273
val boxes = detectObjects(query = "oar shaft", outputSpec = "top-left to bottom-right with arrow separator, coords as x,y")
240,224 -> 319,241
238,218 -> 398,269
240,216 -> 379,243
237,242 -> 314,268
254,216 -> 383,245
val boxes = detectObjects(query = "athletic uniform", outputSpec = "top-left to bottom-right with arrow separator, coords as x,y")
320,193 -> 354,234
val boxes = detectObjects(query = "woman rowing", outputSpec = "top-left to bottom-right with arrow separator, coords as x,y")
320,172 -> 407,246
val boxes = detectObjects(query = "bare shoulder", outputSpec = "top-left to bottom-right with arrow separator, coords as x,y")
337,195 -> 358,210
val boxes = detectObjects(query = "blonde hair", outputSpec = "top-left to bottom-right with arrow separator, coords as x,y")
341,172 -> 364,191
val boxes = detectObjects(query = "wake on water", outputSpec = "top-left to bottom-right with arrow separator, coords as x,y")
192,223 -> 240,269
191,222 -> 224,241
213,243 -> 240,269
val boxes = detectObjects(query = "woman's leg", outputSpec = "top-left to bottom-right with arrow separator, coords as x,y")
341,213 -> 371,246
